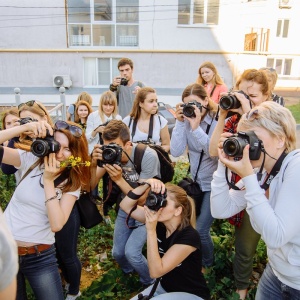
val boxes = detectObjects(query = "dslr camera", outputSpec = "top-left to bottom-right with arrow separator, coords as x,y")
120,78 -> 128,86
19,117 -> 37,125
219,90 -> 249,110
31,130 -> 61,157
181,101 -> 202,118
145,191 -> 167,211
97,143 -> 123,167
223,131 -> 262,160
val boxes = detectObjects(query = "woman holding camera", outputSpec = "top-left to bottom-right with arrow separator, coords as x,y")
211,101 -> 300,299
120,180 -> 210,300
170,83 -> 218,271
0,101 -> 90,300
123,87 -> 170,152
197,61 -> 228,104
209,69 -> 270,299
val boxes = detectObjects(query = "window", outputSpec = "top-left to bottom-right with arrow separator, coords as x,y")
178,0 -> 219,25
266,58 -> 292,76
276,19 -> 289,38
244,28 -> 269,51
84,58 -> 120,86
68,0 -> 139,47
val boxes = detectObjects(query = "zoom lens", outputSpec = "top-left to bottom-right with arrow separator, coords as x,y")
223,137 -> 247,157
219,95 -> 241,110
31,140 -> 49,157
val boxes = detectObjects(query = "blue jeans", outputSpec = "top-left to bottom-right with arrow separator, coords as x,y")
17,245 -> 64,300
112,208 -> 153,285
196,190 -> 214,267
55,204 -> 81,295
256,263 -> 300,300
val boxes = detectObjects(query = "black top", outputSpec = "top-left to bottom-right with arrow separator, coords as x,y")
157,223 -> 210,299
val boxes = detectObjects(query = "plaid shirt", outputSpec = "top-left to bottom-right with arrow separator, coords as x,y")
223,114 -> 245,227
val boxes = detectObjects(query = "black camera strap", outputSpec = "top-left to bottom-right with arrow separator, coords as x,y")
225,150 -> 287,191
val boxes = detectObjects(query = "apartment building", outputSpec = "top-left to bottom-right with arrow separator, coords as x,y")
0,0 -> 299,104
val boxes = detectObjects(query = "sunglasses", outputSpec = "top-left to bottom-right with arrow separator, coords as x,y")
54,120 -> 82,138
18,100 -> 47,115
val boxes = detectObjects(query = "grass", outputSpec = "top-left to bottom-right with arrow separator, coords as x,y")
287,104 -> 300,124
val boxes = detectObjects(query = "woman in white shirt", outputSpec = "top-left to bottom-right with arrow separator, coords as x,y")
123,87 -> 170,152
211,101 -> 300,299
86,91 -> 122,155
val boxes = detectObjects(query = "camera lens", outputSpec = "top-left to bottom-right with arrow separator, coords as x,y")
102,148 -> 117,163
219,95 -> 241,110
146,194 -> 158,207
31,140 -> 49,157
183,106 -> 195,118
223,137 -> 247,157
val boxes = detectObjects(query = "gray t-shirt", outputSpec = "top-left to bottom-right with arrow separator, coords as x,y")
0,208 -> 18,291
118,81 -> 145,118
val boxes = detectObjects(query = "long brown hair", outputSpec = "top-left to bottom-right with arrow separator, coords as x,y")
55,121 -> 91,192
74,100 -> 93,123
165,183 -> 196,230
130,87 -> 156,120
181,83 -> 218,119
197,61 -> 225,86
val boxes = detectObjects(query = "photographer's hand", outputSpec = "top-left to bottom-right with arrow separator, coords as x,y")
218,145 -> 254,178
233,91 -> 252,115
185,105 -> 202,131
24,120 -> 53,139
103,163 -> 123,183
112,76 -> 121,87
43,153 -> 60,181
144,206 -> 161,231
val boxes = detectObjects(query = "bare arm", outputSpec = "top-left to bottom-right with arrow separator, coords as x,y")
160,125 -> 170,152
0,278 -> 16,300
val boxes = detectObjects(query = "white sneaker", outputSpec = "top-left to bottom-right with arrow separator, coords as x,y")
65,291 -> 81,300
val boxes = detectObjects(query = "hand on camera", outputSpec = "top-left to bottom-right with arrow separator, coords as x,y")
112,76 -> 121,87
91,145 -> 103,163
24,120 -> 53,139
144,178 -> 165,194
103,164 -> 123,183
44,153 -> 61,181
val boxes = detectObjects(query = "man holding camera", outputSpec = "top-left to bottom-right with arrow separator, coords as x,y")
109,58 -> 144,118
91,120 -> 160,287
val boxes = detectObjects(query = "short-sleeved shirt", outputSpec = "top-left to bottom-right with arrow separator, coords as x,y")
157,223 -> 210,299
118,81 -> 145,118
4,150 -> 80,244
0,208 -> 18,291
123,115 -> 168,145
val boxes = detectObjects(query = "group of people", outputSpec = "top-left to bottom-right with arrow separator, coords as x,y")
0,56 -> 299,300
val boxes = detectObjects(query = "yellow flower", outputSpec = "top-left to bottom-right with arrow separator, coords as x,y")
59,156 -> 91,168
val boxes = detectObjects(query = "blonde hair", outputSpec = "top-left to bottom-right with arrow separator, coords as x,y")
197,61 -> 225,86
98,91 -> 118,123
165,183 -> 196,230
260,68 -> 278,95
238,101 -> 296,153
76,92 -> 93,105
1,107 -> 18,129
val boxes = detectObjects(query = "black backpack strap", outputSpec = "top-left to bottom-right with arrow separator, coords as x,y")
134,143 -> 147,175
148,114 -> 154,140
132,118 -> 138,140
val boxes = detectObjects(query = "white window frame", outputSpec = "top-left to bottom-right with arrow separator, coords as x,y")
276,19 -> 289,38
267,58 -> 292,76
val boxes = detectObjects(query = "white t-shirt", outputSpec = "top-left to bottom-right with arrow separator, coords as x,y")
123,114 -> 168,145
86,111 -> 122,154
4,150 -> 80,245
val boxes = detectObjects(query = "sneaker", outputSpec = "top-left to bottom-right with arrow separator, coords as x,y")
65,291 -> 81,300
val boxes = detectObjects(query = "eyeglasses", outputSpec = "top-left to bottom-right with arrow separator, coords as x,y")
18,100 -> 47,115
54,120 -> 82,138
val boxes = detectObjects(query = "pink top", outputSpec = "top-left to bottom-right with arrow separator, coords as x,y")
205,84 -> 228,104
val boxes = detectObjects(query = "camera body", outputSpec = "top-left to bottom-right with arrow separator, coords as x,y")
120,78 -> 128,86
31,130 -> 61,157
145,191 -> 167,211
181,101 -> 202,118
223,131 -> 262,160
19,117 -> 37,125
219,90 -> 249,110
97,143 -> 123,167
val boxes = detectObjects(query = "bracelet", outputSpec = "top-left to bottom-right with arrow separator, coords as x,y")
45,195 -> 58,205
109,84 -> 118,92
127,190 -> 142,200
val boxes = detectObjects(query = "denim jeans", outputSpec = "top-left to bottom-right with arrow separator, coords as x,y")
196,190 -> 214,267
17,245 -> 64,300
130,282 -> 203,299
55,204 -> 81,295
112,208 -> 153,285
256,263 -> 300,300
